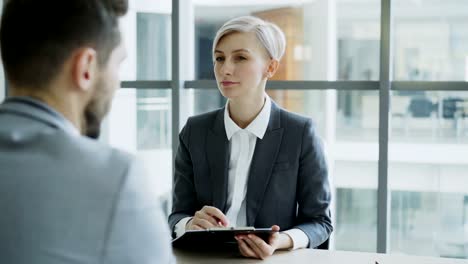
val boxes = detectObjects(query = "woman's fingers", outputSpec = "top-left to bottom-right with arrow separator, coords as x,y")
191,218 -> 217,229
194,210 -> 218,226
243,236 -> 267,259
237,237 -> 259,259
202,206 -> 229,226
188,206 -> 229,230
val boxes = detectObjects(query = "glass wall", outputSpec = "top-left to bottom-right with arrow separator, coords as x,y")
106,88 -> 172,200
105,0 -> 173,211
1,0 -> 466,258
389,90 -> 468,259
194,0 -> 380,81
188,0 -> 468,257
393,0 -> 468,81
388,0 -> 468,258
192,0 -> 381,252
101,0 -> 467,258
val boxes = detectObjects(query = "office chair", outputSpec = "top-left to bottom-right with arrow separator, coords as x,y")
408,97 -> 435,118
442,97 -> 464,119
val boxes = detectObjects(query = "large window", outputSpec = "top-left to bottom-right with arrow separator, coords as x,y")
387,0 -> 468,258
1,0 -> 465,259
105,0 -> 173,208
190,0 -> 468,258
192,0 -> 382,253
393,0 -> 468,81
106,89 -> 172,201
194,0 -> 381,81
100,0 -> 468,258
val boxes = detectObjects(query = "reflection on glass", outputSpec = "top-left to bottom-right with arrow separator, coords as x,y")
137,90 -> 172,149
335,187 -> 377,252
390,167 -> 468,258
192,89 -> 226,114
391,91 -> 468,143
194,0 -> 380,81
120,0 -> 172,81
190,88 -> 379,252
137,13 -> 171,80
390,91 -> 468,258
393,0 -> 468,81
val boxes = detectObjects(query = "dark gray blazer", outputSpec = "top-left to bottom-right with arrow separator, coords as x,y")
0,97 -> 175,264
169,101 -> 332,248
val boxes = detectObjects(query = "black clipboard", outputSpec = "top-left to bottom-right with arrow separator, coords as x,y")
172,227 -> 277,250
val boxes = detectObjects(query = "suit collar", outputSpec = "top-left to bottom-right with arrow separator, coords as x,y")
0,96 -> 80,136
210,107 -> 227,136
266,100 -> 281,131
207,110 -> 230,212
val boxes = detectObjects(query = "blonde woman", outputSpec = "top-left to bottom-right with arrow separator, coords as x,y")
169,16 -> 332,259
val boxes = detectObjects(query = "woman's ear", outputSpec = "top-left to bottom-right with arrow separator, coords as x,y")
71,48 -> 98,92
265,59 -> 280,79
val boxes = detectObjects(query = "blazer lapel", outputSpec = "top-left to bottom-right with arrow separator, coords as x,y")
246,102 -> 284,225
206,109 -> 230,212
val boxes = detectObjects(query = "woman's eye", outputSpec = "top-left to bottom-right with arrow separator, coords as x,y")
237,56 -> 247,60
215,57 -> 224,62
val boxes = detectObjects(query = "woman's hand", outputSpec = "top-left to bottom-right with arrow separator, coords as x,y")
186,206 -> 229,230
235,225 -> 293,259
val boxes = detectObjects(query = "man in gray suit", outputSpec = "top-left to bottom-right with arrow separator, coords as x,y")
0,0 -> 174,263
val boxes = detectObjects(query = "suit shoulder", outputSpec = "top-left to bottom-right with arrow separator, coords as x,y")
70,135 -> 135,174
279,107 -> 314,128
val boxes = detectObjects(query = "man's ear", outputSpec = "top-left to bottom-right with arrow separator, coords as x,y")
265,59 -> 280,79
71,48 -> 98,92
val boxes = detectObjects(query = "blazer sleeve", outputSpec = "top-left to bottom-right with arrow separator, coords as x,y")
102,158 -> 175,264
293,118 -> 333,248
168,118 -> 197,235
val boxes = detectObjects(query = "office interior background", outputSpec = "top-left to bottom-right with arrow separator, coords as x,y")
1,0 -> 468,260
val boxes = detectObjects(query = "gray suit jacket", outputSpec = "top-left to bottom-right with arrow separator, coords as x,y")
0,97 -> 175,264
169,101 -> 332,248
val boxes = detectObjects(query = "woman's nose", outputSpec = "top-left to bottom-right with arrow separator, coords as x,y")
220,60 -> 234,75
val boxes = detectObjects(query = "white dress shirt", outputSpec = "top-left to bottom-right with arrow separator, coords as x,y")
175,95 -> 309,250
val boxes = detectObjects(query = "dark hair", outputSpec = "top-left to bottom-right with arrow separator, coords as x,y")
0,0 -> 128,88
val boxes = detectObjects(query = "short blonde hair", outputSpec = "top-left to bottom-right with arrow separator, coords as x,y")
212,16 -> 286,61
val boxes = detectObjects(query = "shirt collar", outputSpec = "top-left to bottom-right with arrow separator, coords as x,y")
224,95 -> 271,140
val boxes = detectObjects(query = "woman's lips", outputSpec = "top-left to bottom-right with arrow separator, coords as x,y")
221,81 -> 239,86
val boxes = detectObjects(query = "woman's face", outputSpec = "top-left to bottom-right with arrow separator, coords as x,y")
213,31 -> 271,100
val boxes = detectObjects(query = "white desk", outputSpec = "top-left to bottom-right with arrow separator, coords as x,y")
174,248 -> 468,264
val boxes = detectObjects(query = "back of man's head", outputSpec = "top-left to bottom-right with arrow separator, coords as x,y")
0,0 -> 129,89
